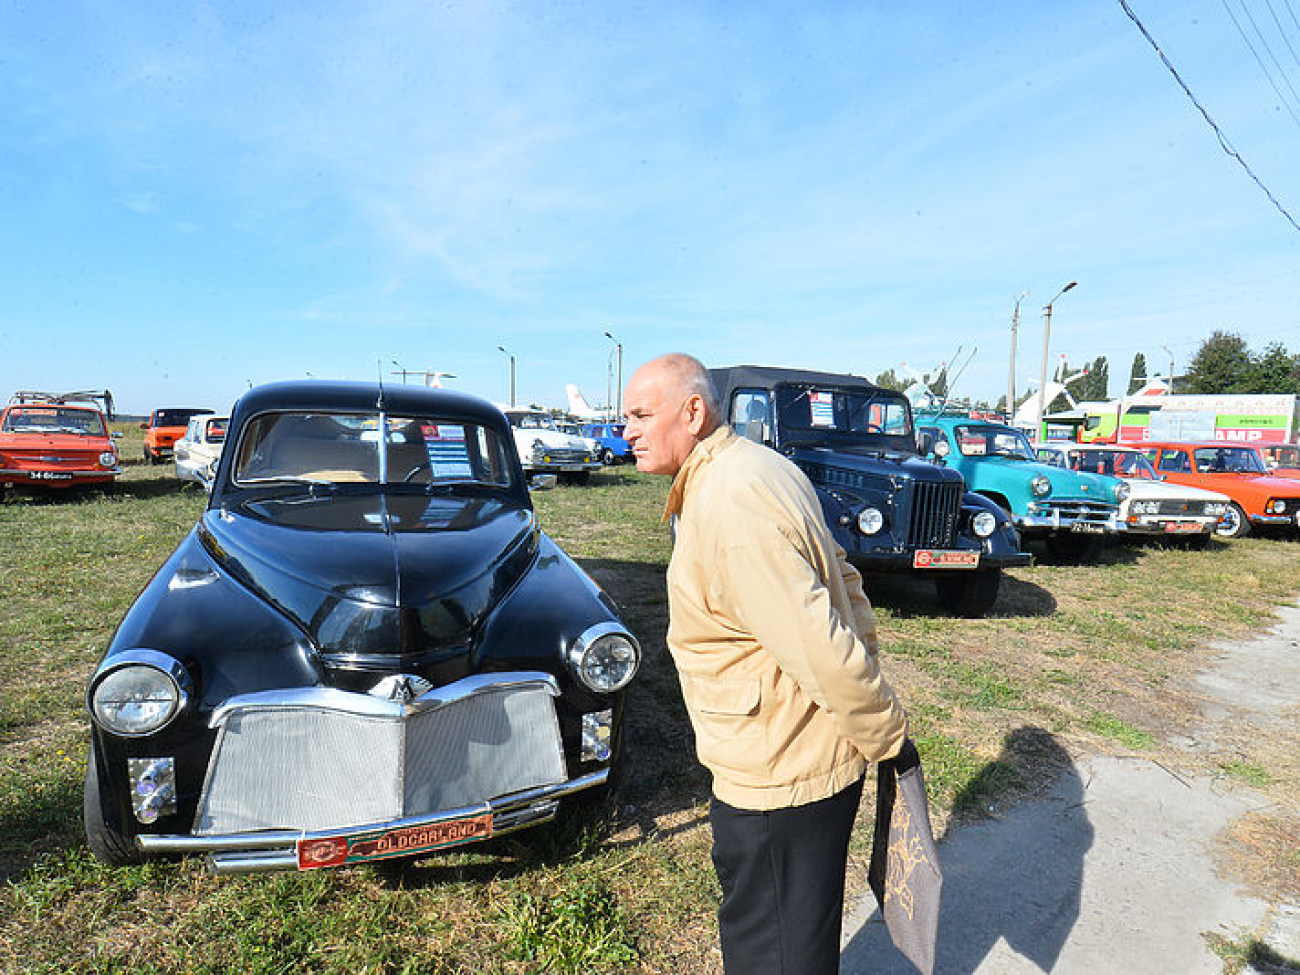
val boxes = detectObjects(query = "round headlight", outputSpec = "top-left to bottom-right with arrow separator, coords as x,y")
1031,474 -> 1051,497
934,440 -> 950,458
90,657 -> 188,736
98,451 -> 117,467
568,623 -> 641,693
971,511 -> 998,538
856,507 -> 885,535
1114,481 -> 1131,502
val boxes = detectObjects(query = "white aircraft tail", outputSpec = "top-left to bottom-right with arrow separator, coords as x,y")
565,384 -> 605,419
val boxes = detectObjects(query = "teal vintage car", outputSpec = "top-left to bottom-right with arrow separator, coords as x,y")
916,414 -> 1127,561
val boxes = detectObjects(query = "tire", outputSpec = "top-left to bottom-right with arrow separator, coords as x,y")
1215,502 -> 1250,539
84,741 -> 143,866
934,568 -> 1001,618
1045,532 -> 1104,563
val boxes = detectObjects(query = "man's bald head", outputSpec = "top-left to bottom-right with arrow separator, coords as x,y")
622,354 -> 722,476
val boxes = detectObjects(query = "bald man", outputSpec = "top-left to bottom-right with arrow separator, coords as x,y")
623,353 -> 910,975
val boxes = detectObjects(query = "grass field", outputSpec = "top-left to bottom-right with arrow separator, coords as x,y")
2,425 -> 1299,973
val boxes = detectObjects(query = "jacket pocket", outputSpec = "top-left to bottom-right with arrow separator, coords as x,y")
686,677 -> 766,780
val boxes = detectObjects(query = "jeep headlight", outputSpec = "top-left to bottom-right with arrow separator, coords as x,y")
856,507 -> 885,535
1114,481 -> 1130,502
1031,474 -> 1051,497
971,511 -> 997,538
89,651 -> 190,737
567,623 -> 640,693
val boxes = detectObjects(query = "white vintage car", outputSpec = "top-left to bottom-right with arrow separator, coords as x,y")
501,408 -> 602,484
1036,443 -> 1229,544
173,415 -> 228,489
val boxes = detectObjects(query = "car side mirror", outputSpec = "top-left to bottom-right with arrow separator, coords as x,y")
139,422 -> 148,430
529,473 -> 559,491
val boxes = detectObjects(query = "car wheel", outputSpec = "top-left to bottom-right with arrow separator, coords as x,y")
84,741 -> 144,866
601,448 -> 616,466
934,568 -> 1001,618
1045,533 -> 1104,564
1215,503 -> 1250,539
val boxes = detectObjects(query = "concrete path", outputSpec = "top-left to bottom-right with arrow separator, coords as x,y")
841,604 -> 1300,974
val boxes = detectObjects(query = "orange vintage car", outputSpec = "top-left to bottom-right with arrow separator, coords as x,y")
1259,443 -> 1300,479
142,407 -> 213,464
0,392 -> 121,490
1131,440 -> 1300,538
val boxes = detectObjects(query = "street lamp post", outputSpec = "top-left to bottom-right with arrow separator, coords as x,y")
497,346 -> 516,407
603,330 -> 623,418
1008,291 -> 1027,421
1035,281 -> 1077,441
1162,345 -> 1176,393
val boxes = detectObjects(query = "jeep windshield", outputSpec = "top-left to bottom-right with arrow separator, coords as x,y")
231,411 -> 516,490
2,406 -> 107,437
953,424 -> 1036,461
774,385 -> 914,447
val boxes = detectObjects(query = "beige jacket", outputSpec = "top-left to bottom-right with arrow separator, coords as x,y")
665,426 -> 907,810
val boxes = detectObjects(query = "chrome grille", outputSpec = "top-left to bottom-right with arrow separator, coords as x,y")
194,678 -> 566,835
1041,500 -> 1115,524
906,480 -> 961,548
537,447 -> 589,463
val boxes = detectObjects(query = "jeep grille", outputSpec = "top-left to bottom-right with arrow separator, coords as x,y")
906,480 -> 962,549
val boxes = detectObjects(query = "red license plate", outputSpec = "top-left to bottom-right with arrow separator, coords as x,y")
1163,521 -> 1203,533
912,549 -> 980,569
296,813 -> 493,870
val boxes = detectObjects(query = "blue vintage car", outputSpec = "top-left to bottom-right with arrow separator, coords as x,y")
579,422 -> 633,466
709,366 -> 1031,617
84,381 -> 640,873
916,413 -> 1127,561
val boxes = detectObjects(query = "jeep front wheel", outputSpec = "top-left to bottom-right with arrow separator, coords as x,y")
935,568 -> 1001,618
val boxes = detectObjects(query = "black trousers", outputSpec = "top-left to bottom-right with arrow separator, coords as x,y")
709,776 -> 865,975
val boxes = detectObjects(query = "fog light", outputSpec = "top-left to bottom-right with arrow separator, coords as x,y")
856,507 -> 884,535
128,757 -> 176,824
581,710 -> 615,762
971,511 -> 997,538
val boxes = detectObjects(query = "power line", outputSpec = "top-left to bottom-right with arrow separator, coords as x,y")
1220,0 -> 1300,131
1262,0 -> 1300,70
1118,0 -> 1300,232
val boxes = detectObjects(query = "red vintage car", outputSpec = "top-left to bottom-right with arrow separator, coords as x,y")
0,392 -> 121,490
1132,440 -> 1300,538
1259,443 -> 1300,480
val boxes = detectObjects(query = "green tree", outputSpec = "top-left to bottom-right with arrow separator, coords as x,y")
873,368 -> 906,392
1127,353 -> 1147,394
1184,331 -> 1253,393
1082,356 -> 1109,401
1248,342 -> 1300,394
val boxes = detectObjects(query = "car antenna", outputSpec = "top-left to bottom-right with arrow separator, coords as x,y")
376,359 -> 387,411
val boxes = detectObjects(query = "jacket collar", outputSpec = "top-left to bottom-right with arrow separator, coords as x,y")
664,425 -> 736,520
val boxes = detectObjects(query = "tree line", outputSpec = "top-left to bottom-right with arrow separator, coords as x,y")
873,330 -> 1300,412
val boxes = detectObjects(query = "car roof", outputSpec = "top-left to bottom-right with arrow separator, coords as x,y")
1135,440 -> 1264,450
230,380 -> 510,431
708,364 -> 882,396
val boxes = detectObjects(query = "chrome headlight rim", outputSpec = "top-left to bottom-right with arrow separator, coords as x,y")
567,621 -> 641,694
1030,474 -> 1051,497
88,649 -> 191,738
856,507 -> 885,536
98,451 -> 117,467
971,510 -> 998,538
1114,481 -> 1131,502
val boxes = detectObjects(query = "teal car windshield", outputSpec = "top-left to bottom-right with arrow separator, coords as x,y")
952,424 -> 1036,461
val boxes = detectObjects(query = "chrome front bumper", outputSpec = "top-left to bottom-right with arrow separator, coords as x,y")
137,769 -> 609,874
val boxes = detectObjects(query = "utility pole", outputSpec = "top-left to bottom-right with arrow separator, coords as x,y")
1035,281 -> 1077,440
1008,291 -> 1027,420
604,330 -> 623,418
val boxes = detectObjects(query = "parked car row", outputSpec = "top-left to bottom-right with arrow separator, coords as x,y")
0,391 -> 121,489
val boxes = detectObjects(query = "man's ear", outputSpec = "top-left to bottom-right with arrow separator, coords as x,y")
684,394 -> 709,437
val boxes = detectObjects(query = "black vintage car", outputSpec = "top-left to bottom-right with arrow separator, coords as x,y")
709,366 -> 1031,616
84,381 -> 640,874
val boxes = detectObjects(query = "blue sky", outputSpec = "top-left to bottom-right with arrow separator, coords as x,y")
3,1 -> 1298,416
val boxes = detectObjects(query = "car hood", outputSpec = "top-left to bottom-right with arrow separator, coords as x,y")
513,428 -> 588,450
1122,479 -> 1229,502
1192,473 -> 1300,496
960,454 -> 1118,498
0,431 -> 111,453
199,492 -> 538,661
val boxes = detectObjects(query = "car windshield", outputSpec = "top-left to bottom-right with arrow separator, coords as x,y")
154,409 -> 209,426
510,412 -> 557,431
1265,445 -> 1300,468
1064,449 -> 1156,480
1193,446 -> 1268,475
775,386 -> 913,438
232,411 -> 515,488
953,424 -> 1035,460
204,418 -> 228,443
2,406 -> 106,436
